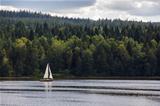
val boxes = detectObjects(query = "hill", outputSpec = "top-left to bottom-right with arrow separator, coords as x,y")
0,10 -> 160,78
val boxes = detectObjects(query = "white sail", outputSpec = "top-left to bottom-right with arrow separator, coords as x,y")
43,64 -> 49,79
43,63 -> 53,79
48,65 -> 53,79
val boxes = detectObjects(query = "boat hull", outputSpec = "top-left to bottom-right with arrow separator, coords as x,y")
40,79 -> 53,82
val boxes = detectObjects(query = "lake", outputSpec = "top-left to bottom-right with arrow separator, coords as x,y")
0,80 -> 160,106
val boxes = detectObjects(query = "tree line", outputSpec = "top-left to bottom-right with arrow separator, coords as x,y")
0,10 -> 160,77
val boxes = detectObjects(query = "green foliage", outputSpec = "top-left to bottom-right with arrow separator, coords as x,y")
0,10 -> 160,77
15,37 -> 29,48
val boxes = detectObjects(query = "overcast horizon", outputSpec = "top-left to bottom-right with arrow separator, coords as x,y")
1,0 -> 160,22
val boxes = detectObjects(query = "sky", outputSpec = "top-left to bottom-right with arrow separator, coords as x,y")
1,0 -> 160,22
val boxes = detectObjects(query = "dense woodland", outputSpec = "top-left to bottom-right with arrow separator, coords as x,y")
0,10 -> 160,78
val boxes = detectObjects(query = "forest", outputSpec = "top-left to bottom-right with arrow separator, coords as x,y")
0,10 -> 160,78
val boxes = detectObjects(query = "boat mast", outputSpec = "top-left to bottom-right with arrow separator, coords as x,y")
48,64 -> 53,79
48,64 -> 50,78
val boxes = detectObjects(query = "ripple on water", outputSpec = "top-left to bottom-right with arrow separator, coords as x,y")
0,80 -> 160,106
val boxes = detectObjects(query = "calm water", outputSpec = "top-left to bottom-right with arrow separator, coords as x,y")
0,80 -> 160,106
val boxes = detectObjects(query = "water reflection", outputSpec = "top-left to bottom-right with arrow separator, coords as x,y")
42,82 -> 53,106
0,80 -> 160,106
43,82 -> 52,92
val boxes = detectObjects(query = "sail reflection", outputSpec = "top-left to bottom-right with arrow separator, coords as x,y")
43,82 -> 52,92
42,82 -> 53,105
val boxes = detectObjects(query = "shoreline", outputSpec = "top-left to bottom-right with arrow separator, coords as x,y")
0,76 -> 160,81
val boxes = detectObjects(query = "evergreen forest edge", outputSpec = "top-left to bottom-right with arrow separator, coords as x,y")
0,10 -> 160,78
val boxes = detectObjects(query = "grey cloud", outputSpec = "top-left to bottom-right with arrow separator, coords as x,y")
1,0 -> 160,21
129,0 -> 160,16
105,0 -> 160,16
1,0 -> 96,12
129,5 -> 160,16
107,1 -> 136,11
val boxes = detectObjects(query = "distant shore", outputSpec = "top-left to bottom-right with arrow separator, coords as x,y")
0,76 -> 160,81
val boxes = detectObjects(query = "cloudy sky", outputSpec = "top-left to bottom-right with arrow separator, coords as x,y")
1,0 -> 160,22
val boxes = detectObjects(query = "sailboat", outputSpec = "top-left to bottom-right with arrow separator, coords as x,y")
40,63 -> 53,81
